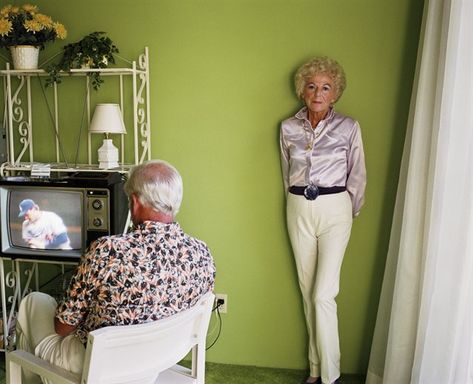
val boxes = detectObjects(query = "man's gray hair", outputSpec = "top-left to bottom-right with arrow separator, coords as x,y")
124,160 -> 183,217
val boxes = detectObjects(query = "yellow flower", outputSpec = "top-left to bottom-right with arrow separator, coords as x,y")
24,19 -> 43,33
0,4 -> 66,49
0,5 -> 13,17
0,18 -> 12,36
53,22 -> 67,39
21,4 -> 38,13
33,13 -> 53,28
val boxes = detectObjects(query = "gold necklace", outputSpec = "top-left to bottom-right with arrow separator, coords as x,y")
306,124 -> 324,150
305,130 -> 314,151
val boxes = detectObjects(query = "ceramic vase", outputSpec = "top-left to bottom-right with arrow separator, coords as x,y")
9,45 -> 40,70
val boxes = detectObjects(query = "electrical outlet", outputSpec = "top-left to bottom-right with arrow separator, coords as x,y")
215,293 -> 227,313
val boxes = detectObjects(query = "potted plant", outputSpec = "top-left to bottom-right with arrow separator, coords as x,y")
46,31 -> 119,90
0,4 -> 66,69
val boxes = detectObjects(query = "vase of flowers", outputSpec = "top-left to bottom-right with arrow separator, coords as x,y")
0,4 -> 67,69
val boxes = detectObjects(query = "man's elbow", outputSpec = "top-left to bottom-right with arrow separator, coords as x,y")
54,317 -> 76,336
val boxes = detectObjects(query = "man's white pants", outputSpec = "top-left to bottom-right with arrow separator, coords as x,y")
16,292 -> 85,383
287,191 -> 352,384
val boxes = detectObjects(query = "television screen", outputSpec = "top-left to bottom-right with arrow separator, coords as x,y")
0,172 -> 127,261
8,189 -> 82,251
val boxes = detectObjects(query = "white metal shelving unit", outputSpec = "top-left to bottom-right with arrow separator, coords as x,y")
0,47 -> 151,176
0,47 -> 151,351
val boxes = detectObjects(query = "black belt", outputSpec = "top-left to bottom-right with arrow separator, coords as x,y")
289,185 -> 346,200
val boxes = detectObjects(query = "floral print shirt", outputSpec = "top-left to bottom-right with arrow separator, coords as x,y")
56,221 -> 216,344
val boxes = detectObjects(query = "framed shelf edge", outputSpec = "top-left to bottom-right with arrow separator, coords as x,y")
0,162 -> 135,176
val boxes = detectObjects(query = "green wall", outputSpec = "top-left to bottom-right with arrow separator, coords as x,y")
1,0 -> 424,375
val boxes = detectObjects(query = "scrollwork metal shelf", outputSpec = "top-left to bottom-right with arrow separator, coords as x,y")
0,47 -> 151,176
0,47 -> 151,351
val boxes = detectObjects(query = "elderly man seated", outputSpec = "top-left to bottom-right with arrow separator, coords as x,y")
15,160 -> 216,382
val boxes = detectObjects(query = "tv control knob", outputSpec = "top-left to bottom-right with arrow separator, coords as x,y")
92,199 -> 103,210
93,217 -> 103,227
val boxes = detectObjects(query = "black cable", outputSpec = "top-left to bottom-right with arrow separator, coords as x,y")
35,75 -> 70,167
206,303 -> 223,350
73,83 -> 89,167
38,267 -> 75,290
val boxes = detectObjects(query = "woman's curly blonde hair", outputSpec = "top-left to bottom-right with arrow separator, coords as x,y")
294,56 -> 347,102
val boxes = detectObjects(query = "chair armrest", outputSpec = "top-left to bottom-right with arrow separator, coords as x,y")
7,350 -> 80,384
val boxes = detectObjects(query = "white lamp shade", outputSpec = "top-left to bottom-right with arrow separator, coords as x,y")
89,103 -> 127,134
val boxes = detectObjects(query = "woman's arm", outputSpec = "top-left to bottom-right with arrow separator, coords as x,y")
280,126 -> 290,193
346,121 -> 367,216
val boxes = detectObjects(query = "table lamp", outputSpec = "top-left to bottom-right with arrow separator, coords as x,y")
89,103 -> 127,169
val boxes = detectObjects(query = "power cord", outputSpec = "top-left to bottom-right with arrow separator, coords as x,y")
35,75 -> 70,168
206,298 -> 224,350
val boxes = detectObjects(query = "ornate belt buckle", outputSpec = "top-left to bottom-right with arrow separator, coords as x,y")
303,184 -> 319,200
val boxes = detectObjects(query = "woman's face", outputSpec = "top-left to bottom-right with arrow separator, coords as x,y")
303,73 -> 337,118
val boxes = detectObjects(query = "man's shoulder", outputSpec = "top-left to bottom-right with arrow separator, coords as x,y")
91,232 -> 127,245
85,232 -> 133,254
179,231 -> 211,254
86,222 -> 212,256
158,222 -> 210,250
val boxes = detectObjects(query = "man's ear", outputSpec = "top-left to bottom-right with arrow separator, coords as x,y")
130,193 -> 140,215
129,193 -> 141,225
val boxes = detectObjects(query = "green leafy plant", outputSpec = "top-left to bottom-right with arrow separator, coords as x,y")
46,31 -> 119,90
0,4 -> 66,49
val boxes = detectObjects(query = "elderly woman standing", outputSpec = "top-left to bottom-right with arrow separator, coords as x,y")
280,57 -> 366,384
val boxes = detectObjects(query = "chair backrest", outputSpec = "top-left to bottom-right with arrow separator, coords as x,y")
80,292 -> 215,384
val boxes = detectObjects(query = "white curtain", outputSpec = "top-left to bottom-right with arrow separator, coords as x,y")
366,0 -> 473,383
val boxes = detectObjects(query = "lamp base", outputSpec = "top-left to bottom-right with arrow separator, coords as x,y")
97,139 -> 119,169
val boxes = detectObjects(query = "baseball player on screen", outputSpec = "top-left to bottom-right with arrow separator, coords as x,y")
18,199 -> 72,250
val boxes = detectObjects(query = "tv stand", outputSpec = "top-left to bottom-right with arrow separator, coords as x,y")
0,257 -> 78,350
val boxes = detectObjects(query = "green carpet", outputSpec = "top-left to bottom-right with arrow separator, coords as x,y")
0,357 -> 365,383
204,362 -> 307,384
203,362 -> 364,383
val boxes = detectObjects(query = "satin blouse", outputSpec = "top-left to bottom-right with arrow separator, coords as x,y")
280,107 -> 366,216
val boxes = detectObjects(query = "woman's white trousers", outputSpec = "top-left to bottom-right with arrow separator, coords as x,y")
287,191 -> 352,384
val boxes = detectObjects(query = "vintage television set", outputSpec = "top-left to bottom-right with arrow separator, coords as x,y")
0,172 -> 129,261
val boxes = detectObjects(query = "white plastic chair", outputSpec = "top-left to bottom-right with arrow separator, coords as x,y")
6,292 -> 215,384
